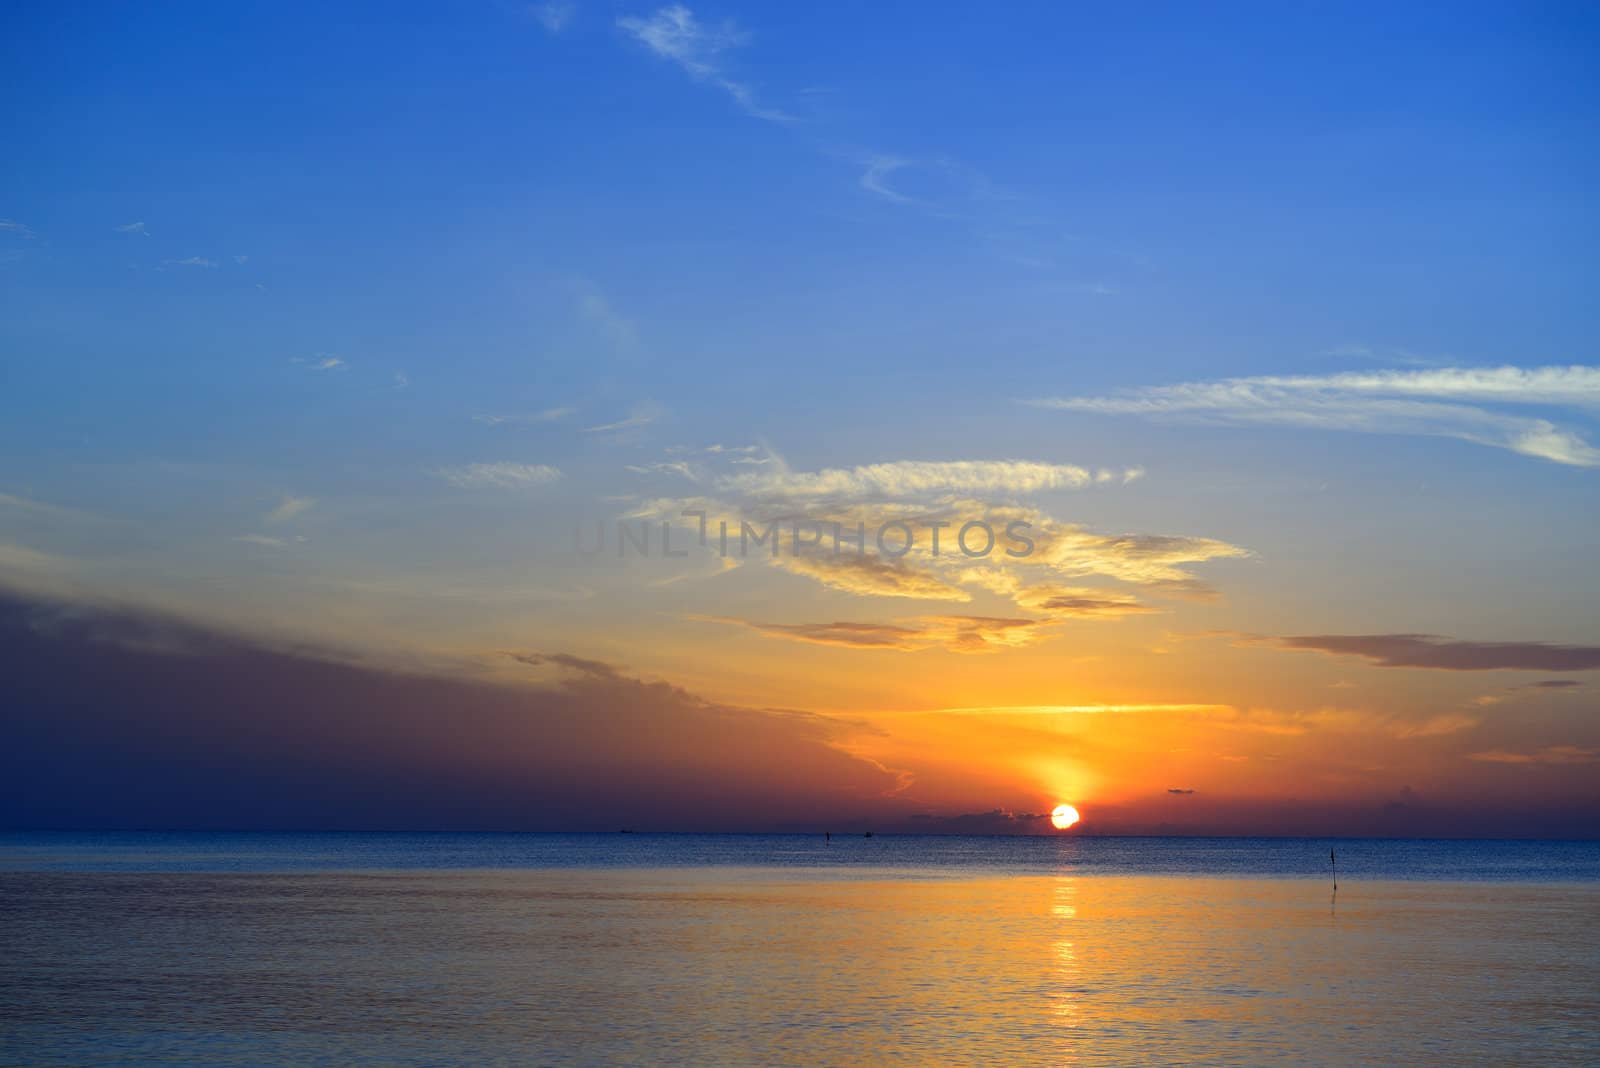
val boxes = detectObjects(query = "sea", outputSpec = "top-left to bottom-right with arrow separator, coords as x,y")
2,833 -> 1596,1066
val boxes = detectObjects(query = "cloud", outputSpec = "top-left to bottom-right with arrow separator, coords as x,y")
625,461 -> 698,479
1468,746 -> 1600,766
292,355 -> 345,371
0,541 -> 68,577
0,590 -> 901,831
166,256 -> 218,268
1030,365 -> 1600,466
1388,713 -> 1480,739
0,220 -> 34,238
927,703 -> 1233,717
854,154 -> 1024,221
265,496 -> 314,523
0,491 -> 98,522
394,371 -> 410,389
437,463 -> 563,490
709,613 -> 1049,653
1011,584 -> 1155,618
773,552 -> 972,601
860,156 -> 914,204
617,5 -> 791,121
629,487 -> 1246,611
584,414 -> 655,434
1262,633 -> 1600,672
474,407 -> 573,426
719,460 -> 1100,501
1167,788 -> 1196,795
234,534 -> 288,548
1022,519 -> 1250,589
115,221 -> 148,236
574,285 -> 637,348
1528,679 -> 1582,690
627,445 -> 1242,612
531,0 -> 574,32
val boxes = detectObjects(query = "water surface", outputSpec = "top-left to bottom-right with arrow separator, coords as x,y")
2,835 -> 1595,1066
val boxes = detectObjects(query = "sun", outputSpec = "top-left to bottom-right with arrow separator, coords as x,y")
1050,803 -> 1080,830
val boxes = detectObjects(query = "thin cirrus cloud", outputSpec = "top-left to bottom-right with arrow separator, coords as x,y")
700,614 -> 1051,653
1011,584 -> 1155,618
1028,365 -> 1600,467
265,496 -> 314,523
531,0 -> 574,33
617,5 -> 792,122
473,408 -> 574,426
1262,633 -> 1600,672
437,463 -> 563,490
1468,746 -> 1599,766
583,414 -> 655,434
718,460 -> 1139,501
860,156 -> 916,205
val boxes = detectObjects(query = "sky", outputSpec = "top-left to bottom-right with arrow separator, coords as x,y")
2,1 -> 1598,835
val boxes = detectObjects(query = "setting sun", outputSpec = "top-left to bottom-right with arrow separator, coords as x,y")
1050,804 -> 1081,830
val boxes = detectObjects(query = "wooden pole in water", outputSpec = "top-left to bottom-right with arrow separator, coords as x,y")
1331,847 -> 1337,890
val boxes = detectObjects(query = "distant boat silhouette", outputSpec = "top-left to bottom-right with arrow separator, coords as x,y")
863,831 -> 873,838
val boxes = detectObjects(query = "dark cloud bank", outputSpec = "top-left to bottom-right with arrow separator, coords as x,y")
0,591 -> 898,832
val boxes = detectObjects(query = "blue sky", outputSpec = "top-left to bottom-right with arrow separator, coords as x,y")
2,2 -> 1598,832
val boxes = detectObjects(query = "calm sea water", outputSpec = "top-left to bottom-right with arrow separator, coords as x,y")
2,834 -> 1597,1066
2,831 -> 1598,878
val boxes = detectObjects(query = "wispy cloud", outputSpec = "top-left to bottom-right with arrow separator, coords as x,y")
704,613 -> 1052,653
1468,746 -> 1599,766
292,354 -> 346,371
859,156 -> 914,205
437,462 -> 563,490
531,0 -> 574,33
115,221 -> 148,236
1030,365 -> 1600,467
573,284 -> 638,349
474,407 -> 574,426
1011,584 -> 1155,618
0,220 -> 34,238
584,414 -> 655,434
165,256 -> 217,269
625,461 -> 698,479
234,534 -> 289,548
617,5 -> 792,122
775,551 -> 972,602
0,492 -> 98,522
719,460 -> 1114,502
1256,633 -> 1600,672
265,496 -> 314,524
630,471 -> 1245,610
